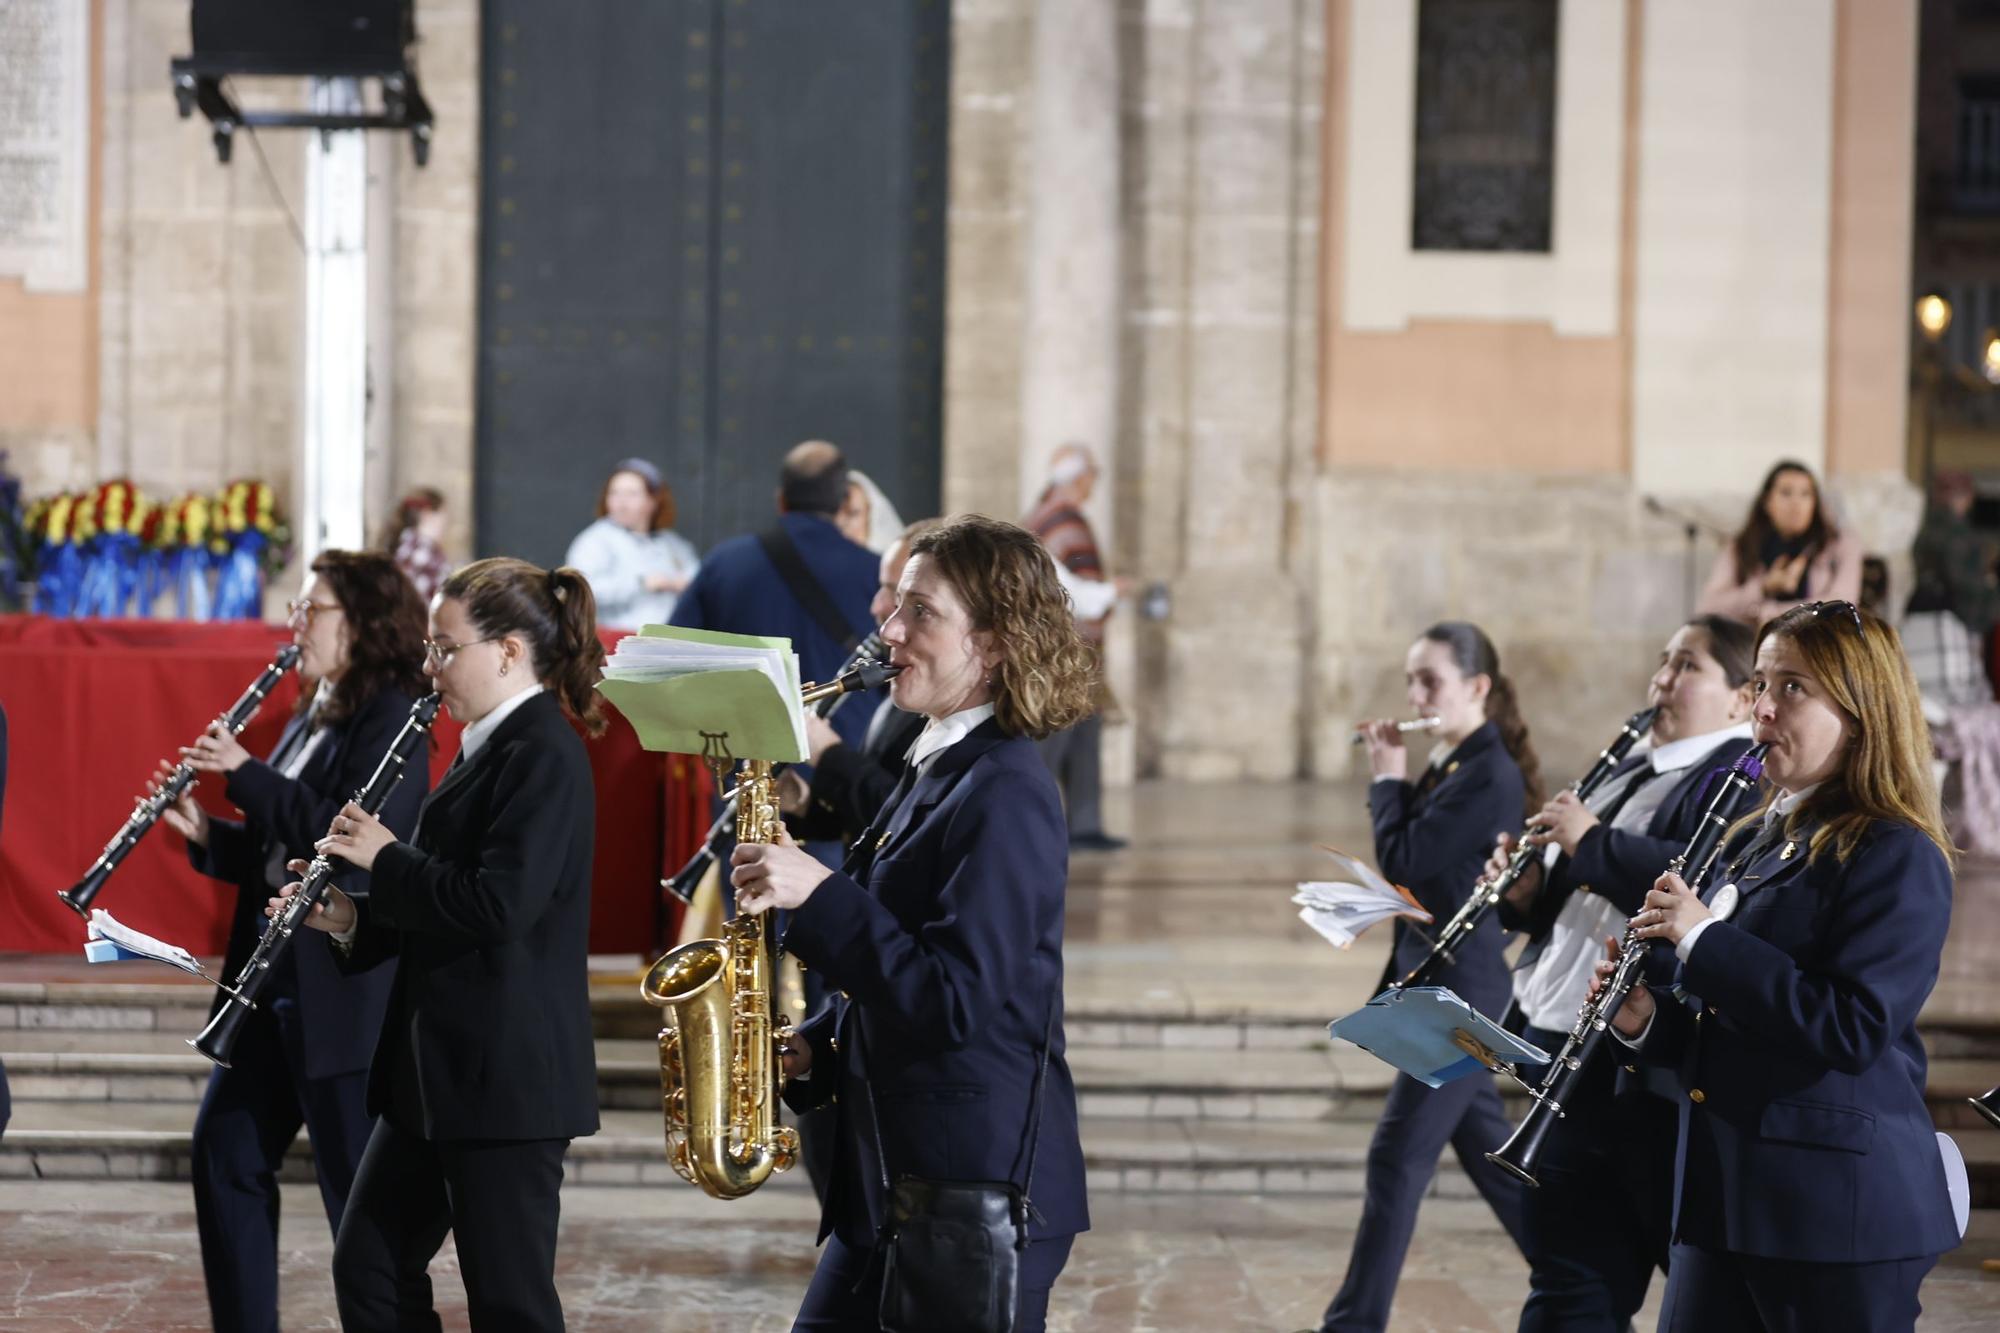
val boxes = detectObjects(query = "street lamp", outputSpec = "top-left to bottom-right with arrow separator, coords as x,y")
1919,293 -> 1954,342
1917,293 -> 1955,493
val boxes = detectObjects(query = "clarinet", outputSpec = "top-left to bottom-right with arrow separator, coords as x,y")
1395,706 -> 1659,990
662,633 -> 894,905
60,644 -> 301,917
1485,743 -> 1768,1186
190,692 -> 442,1068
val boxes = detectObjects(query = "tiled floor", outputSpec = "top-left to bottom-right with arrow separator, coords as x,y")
3,1179 -> 2000,1331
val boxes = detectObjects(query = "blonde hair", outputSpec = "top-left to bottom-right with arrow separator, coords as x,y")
907,514 -> 1097,739
1751,602 -> 1951,865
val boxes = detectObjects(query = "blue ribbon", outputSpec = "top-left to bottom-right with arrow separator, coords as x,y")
213,531 -> 267,620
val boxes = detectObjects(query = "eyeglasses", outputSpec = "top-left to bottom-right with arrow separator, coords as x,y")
422,637 -> 498,666
1805,600 -> 1866,635
286,599 -> 342,626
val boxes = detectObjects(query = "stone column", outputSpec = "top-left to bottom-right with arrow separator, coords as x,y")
1016,0 -> 1120,535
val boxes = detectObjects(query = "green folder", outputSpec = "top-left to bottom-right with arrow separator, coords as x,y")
595,625 -> 807,763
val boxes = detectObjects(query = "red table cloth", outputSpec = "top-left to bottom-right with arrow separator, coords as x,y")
0,615 -> 707,956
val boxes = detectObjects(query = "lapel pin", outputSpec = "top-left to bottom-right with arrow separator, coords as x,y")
876,830 -> 893,851
1780,841 -> 1797,861
1445,761 -> 1460,776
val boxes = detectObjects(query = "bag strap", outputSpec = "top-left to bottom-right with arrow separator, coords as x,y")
859,984 -> 1059,1225
758,526 -> 861,655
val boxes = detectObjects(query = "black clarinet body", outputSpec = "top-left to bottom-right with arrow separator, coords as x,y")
662,636 -> 893,906
1396,706 -> 1659,991
190,692 -> 441,1067
59,644 -> 301,918
1485,743 -> 1769,1186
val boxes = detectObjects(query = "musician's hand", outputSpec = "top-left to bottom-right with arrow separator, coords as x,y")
804,713 -> 843,765
732,825 -> 832,915
779,1033 -> 811,1081
1487,832 -> 1542,908
643,571 -> 688,594
1632,872 -> 1709,947
1524,790 -> 1598,857
315,801 -> 395,872
149,764 -> 210,847
1590,935 -> 1654,1037
181,721 -> 253,775
267,860 -> 357,934
1358,720 -> 1408,781
775,769 -> 811,817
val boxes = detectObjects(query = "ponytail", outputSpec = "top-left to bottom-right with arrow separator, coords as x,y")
547,566 -> 607,735
1483,672 -> 1545,818
1421,620 -> 1543,820
441,557 -> 607,736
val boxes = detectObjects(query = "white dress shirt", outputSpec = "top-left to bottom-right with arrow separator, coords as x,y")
905,702 -> 997,773
1512,723 -> 1753,1029
457,683 -> 545,765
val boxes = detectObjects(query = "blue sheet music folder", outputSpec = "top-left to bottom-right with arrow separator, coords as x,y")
1328,986 -> 1551,1088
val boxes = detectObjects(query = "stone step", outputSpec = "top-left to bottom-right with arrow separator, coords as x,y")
12,1099 -> 2000,1205
13,1021 -> 2000,1141
0,1029 -> 1384,1118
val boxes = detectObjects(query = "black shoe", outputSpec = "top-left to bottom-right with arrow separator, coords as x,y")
1069,831 -> 1128,852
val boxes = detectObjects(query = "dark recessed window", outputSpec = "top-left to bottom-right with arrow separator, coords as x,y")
1412,0 -> 1560,253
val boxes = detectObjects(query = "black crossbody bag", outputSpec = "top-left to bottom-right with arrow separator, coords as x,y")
857,1000 -> 1057,1333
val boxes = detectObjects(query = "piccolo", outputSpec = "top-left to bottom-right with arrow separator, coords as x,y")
1350,716 -> 1442,746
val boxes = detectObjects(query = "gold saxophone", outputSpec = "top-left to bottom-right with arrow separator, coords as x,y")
639,663 -> 896,1199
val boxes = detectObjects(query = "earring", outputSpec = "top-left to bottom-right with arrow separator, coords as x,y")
500,661 -> 509,677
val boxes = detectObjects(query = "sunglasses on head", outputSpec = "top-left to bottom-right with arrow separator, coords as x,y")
1804,600 -> 1866,635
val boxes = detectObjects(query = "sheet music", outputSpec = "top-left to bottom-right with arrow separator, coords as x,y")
85,908 -> 210,980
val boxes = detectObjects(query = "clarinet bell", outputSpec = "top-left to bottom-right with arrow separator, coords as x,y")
1484,1110 -> 1550,1189
189,990 -> 255,1068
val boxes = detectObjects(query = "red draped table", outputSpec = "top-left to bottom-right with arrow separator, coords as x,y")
0,615 -> 707,956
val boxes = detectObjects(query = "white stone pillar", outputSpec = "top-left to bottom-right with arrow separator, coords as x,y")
301,78 -> 369,559
1016,0 -> 1120,540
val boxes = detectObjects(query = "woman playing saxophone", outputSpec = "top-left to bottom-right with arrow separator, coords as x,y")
731,515 -> 1096,1332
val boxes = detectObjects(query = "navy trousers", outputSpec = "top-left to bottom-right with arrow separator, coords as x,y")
1659,1242 -> 1936,1333
191,995 -> 372,1333
794,1230 -> 1074,1333
1321,1069 -> 1531,1333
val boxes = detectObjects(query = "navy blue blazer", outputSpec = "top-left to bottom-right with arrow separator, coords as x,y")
780,720 -> 1088,1249
189,686 -> 425,1080
670,512 -> 882,749
1635,816 -> 1959,1263
345,691 -> 601,1141
1369,721 -> 1524,1015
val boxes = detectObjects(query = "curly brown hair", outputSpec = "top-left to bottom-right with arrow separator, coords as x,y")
907,515 -> 1097,739
305,549 -> 429,725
